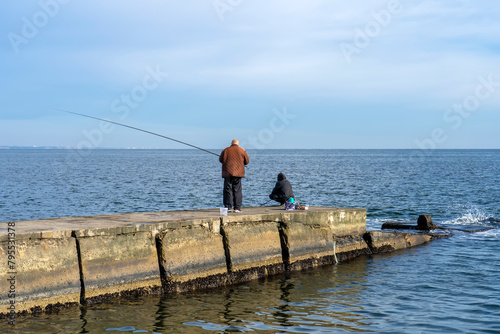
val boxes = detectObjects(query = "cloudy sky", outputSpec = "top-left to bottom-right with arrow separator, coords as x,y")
1,0 -> 499,149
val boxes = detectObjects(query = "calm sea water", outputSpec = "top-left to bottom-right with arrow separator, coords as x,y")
1,149 -> 499,333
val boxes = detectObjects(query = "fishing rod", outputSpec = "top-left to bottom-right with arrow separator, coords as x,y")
260,199 -> 273,206
55,108 -> 220,157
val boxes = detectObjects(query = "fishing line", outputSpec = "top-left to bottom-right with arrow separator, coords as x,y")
260,199 -> 273,206
55,108 -> 220,157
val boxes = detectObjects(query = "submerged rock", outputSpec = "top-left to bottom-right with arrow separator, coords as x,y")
382,215 -> 440,231
382,214 -> 494,234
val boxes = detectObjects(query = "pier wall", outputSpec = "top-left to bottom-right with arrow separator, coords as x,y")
1,207 -> 436,315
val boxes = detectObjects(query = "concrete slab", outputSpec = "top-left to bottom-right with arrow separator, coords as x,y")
221,218 -> 283,272
0,236 -> 80,314
283,223 -> 334,263
157,220 -> 226,285
364,231 -> 432,253
0,206 -> 368,315
0,207 -> 361,238
75,231 -> 161,300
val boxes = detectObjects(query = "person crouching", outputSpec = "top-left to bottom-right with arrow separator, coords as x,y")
269,172 -> 294,205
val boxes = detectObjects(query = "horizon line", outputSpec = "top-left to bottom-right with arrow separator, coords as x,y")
1,146 -> 500,151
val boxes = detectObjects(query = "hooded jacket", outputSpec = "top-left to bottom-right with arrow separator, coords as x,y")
269,172 -> 294,204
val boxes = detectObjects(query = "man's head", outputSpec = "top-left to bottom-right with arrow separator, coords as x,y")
231,139 -> 239,146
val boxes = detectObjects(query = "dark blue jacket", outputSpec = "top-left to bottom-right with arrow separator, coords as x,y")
269,173 -> 294,204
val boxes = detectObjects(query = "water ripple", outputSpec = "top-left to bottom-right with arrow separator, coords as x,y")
2,149 -> 500,333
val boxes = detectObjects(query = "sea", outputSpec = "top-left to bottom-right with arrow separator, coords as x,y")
1,149 -> 499,333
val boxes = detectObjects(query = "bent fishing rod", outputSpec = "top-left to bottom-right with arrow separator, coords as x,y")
55,108 -> 220,157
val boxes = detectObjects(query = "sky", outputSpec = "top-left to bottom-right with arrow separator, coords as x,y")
1,0 -> 499,149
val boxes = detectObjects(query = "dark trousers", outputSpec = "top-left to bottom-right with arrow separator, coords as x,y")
223,177 -> 242,210
270,194 -> 287,205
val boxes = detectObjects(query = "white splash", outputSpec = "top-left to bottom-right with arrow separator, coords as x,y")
442,207 -> 495,227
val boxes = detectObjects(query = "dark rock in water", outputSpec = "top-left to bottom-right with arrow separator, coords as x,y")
382,215 -> 494,234
382,215 -> 440,231
381,221 -> 415,230
416,215 -> 439,230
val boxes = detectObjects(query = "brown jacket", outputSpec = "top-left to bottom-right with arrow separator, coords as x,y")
219,144 -> 250,178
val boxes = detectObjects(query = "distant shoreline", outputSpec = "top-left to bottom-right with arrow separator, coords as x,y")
0,146 -> 184,150
1,146 -> 499,150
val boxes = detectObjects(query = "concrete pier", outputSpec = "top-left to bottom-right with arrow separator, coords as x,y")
0,207 -> 440,316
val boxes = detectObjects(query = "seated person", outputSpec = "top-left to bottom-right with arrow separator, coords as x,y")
269,172 -> 294,205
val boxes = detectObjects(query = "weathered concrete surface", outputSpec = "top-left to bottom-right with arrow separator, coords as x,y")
74,228 -> 161,300
0,206 -> 444,316
364,231 -> 433,253
281,223 -> 334,264
157,218 -> 226,292
221,217 -> 283,272
281,208 -> 366,237
0,231 -> 80,314
335,235 -> 372,261
328,209 -> 367,236
0,207 -> 363,238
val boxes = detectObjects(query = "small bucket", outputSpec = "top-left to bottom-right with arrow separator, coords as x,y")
219,208 -> 228,216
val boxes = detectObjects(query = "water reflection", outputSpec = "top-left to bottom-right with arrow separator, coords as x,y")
178,256 -> 372,333
79,306 -> 89,333
1,256 -> 379,333
152,298 -> 169,331
273,274 -> 294,328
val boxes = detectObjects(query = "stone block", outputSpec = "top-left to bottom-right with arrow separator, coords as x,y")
281,222 -> 334,263
221,219 -> 283,272
281,211 -> 331,228
75,231 -> 160,299
335,235 -> 371,254
405,234 -> 433,247
364,231 -> 432,253
157,225 -> 226,284
328,209 -> 367,237
0,235 -> 80,314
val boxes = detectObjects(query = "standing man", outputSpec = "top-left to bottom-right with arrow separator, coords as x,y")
219,139 -> 250,212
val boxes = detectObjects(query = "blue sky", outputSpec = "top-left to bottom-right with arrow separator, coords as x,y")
1,0 -> 499,149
